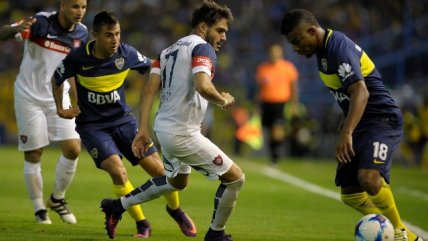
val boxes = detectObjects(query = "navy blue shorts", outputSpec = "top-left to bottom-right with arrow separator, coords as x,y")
335,119 -> 403,187
79,119 -> 157,168
261,102 -> 285,127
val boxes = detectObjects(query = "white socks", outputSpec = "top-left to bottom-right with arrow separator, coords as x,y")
24,155 -> 78,212
53,155 -> 78,200
24,161 -> 44,212
121,176 -> 178,209
210,175 -> 245,231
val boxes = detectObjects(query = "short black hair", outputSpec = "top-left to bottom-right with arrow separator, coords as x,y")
93,11 -> 119,33
280,9 -> 319,36
191,0 -> 234,28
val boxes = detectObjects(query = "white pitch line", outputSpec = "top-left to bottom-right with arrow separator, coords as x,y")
261,166 -> 428,240
396,186 -> 428,202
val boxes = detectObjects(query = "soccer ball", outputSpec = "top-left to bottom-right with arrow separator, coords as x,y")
355,214 -> 394,241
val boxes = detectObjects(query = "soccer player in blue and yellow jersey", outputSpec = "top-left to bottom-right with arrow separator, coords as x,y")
51,11 -> 196,239
280,9 -> 422,241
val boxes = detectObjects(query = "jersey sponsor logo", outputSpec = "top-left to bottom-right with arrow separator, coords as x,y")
88,90 -> 121,105
32,36 -> 71,54
193,56 -> 213,70
45,40 -> 71,53
20,135 -> 28,144
338,63 -> 354,82
82,65 -> 94,71
212,155 -> 223,166
329,90 -> 350,102
373,159 -> 385,164
115,57 -> 125,70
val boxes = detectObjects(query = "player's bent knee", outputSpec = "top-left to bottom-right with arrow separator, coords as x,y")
357,169 -> 381,194
223,174 -> 245,191
61,139 -> 81,159
168,175 -> 188,190
24,149 -> 43,162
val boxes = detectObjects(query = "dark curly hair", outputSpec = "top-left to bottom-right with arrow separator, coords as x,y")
280,9 -> 319,36
191,0 -> 234,28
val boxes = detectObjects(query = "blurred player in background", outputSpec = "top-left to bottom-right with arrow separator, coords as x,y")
280,9 -> 423,241
51,11 -> 196,238
255,43 -> 299,165
0,0 -> 88,225
99,1 -> 245,241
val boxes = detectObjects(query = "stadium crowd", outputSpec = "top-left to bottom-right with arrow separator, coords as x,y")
0,0 -> 427,167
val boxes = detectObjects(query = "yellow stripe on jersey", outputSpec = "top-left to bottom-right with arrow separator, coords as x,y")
360,51 -> 375,77
85,40 -> 94,55
77,69 -> 130,93
325,29 -> 333,48
319,72 -> 342,90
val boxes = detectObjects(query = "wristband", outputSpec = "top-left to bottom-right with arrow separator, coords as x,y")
222,99 -> 228,107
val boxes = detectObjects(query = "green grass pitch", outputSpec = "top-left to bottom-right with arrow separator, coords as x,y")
0,145 -> 427,240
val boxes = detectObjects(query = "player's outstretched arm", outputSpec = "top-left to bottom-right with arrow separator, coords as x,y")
193,72 -> 234,110
0,17 -> 36,41
132,72 -> 161,158
51,76 -> 81,119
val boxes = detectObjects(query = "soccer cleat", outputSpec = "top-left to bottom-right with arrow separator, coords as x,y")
394,229 -> 409,241
46,195 -> 76,224
134,219 -> 152,238
35,209 -> 52,224
166,205 -> 197,237
394,229 -> 424,241
407,229 -> 424,241
204,228 -> 233,241
100,198 -> 125,239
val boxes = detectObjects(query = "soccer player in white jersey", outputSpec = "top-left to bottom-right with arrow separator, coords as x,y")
100,1 -> 244,241
0,0 -> 87,224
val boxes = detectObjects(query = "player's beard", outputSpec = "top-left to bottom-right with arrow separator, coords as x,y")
202,30 -> 213,46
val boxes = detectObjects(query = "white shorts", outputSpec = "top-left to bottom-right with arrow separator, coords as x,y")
14,93 -> 79,151
155,131 -> 233,180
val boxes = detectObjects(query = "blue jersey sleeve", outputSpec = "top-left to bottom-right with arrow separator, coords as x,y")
127,45 -> 151,74
333,39 -> 364,89
30,14 -> 49,38
192,43 -> 217,66
53,52 -> 77,85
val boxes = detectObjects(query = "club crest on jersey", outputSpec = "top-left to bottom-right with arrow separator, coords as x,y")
115,57 -> 125,70
90,148 -> 98,159
321,58 -> 328,71
20,135 -> 28,144
212,155 -> 223,166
